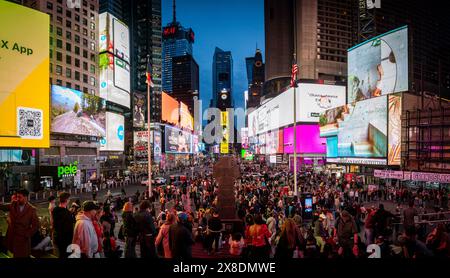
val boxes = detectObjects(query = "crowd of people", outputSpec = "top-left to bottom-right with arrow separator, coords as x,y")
0,158 -> 449,259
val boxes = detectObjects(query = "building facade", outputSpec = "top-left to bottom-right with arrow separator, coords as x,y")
212,47 -> 233,109
247,49 -> 265,109
172,54 -> 199,114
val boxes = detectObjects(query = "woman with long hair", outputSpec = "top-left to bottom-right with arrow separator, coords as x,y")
247,214 -> 272,258
274,218 -> 299,259
155,213 -> 175,258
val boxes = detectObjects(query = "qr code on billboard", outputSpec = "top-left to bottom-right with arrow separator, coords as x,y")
17,107 -> 43,139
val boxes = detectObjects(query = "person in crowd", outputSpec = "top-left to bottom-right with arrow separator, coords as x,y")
426,223 -> 450,258
229,232 -> 245,257
314,214 -> 328,253
72,201 -> 99,258
5,189 -> 39,258
169,212 -> 195,259
372,204 -> 396,239
100,205 -> 115,238
122,201 -> 137,258
247,214 -> 272,258
335,210 -> 358,258
364,208 -> 376,245
155,213 -> 175,258
274,218 -> 301,259
134,200 -> 157,258
48,195 -> 56,228
207,210 -> 222,255
403,200 -> 419,233
52,192 -> 74,258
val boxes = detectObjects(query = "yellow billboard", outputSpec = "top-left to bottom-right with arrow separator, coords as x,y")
220,111 -> 229,154
0,0 -> 50,148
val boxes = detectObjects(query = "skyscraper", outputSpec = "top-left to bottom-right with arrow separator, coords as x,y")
99,0 -> 123,20
162,1 -> 195,94
123,0 -> 162,123
212,47 -> 233,110
245,56 -> 255,88
172,54 -> 199,114
247,49 -> 265,109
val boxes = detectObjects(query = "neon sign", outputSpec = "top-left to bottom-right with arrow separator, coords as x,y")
58,161 -> 78,178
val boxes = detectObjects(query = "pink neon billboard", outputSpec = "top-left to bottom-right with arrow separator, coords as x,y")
283,124 -> 326,154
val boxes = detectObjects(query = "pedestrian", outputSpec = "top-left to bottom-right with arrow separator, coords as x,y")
52,192 -> 74,258
48,195 -> 56,228
403,200 -> 419,232
122,201 -> 137,258
134,200 -> 157,258
247,214 -> 272,258
426,223 -> 450,258
364,208 -> 376,245
5,189 -> 39,258
72,201 -> 99,258
274,218 -> 300,259
335,210 -> 358,258
169,212 -> 195,259
206,210 -> 222,255
155,212 -> 175,258
100,205 -> 115,238
229,233 -> 245,257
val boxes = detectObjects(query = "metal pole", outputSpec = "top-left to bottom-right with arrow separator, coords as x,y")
147,55 -> 152,198
293,55 -> 298,197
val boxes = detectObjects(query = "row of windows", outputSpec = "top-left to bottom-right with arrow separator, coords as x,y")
52,25 -> 96,41
51,78 -> 96,95
50,63 -> 96,86
47,0 -> 95,14
50,39 -> 96,61
50,50 -> 96,73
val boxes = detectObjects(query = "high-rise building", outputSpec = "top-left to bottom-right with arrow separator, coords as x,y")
123,0 -> 162,123
99,0 -> 123,20
172,54 -> 199,114
21,0 -> 101,190
245,57 -> 255,88
247,49 -> 265,109
264,0 -> 357,97
212,47 -> 233,110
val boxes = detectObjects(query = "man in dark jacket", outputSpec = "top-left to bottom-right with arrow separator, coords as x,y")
169,212 -> 195,259
207,210 -> 222,255
122,201 -> 137,258
52,192 -> 74,258
373,204 -> 395,238
134,200 -> 157,258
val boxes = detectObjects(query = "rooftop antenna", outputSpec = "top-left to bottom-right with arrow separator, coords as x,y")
173,0 -> 177,23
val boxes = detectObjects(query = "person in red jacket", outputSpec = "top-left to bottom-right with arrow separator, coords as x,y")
247,214 -> 272,258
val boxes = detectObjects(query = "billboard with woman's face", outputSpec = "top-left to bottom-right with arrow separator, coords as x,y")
164,126 -> 192,154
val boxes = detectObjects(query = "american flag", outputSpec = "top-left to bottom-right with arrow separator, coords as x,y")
146,56 -> 154,88
290,59 -> 298,88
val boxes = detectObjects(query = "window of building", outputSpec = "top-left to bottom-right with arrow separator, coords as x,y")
57,6 -> 62,14
56,39 -> 62,48
90,4 -> 94,11
66,10 -> 71,18
83,9 -> 87,16
82,18 -> 88,26
90,53 -> 95,62
66,68 -> 72,78
66,42 -> 71,52
49,49 -> 53,59
90,64 -> 95,74
83,39 -> 88,47
49,63 -> 52,73
90,77 -> 95,86
83,87 -> 88,94
83,50 -> 88,58
47,2 -> 53,10
50,24 -> 53,33
75,35 -> 80,43
90,31 -> 95,40
75,59 -> 80,68
90,89 -> 95,95
75,46 -> 80,55
49,37 -> 53,46
66,55 -> 72,65
66,82 -> 72,88
56,27 -> 62,36
66,31 -> 71,40
82,0 -> 87,6
83,74 -> 88,83
75,71 -> 80,81
83,62 -> 88,71
75,84 -> 80,90
90,22 -> 95,30
74,24 -> 80,32
66,20 -> 71,28
90,13 -> 95,21
57,0 -> 62,3
56,52 -> 62,61
56,65 -> 62,75
56,79 -> 62,86
83,28 -> 88,36
90,42 -> 95,51
75,14 -> 80,22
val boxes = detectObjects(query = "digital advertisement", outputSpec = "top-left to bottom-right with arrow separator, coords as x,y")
0,1 -> 49,148
99,53 -> 130,108
265,129 -> 283,155
51,85 -> 106,137
180,101 -> 194,131
162,92 -> 180,126
133,92 -> 146,128
99,12 -> 130,64
134,130 -> 151,159
165,125 -> 193,154
347,26 -> 408,103
388,94 -> 402,165
283,125 -> 326,154
100,112 -> 125,151
319,95 -> 387,159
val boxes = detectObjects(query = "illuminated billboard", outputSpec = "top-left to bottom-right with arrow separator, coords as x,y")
99,12 -> 130,63
99,53 -> 130,108
388,94 -> 402,165
241,128 -> 249,149
348,26 -> 408,103
133,92 -> 146,128
297,83 -> 346,122
0,1 -> 50,148
100,112 -> 124,151
283,125 -> 326,154
164,125 -> 193,154
320,96 -> 387,159
220,111 -> 229,154
162,92 -> 179,126
134,130 -> 151,159
154,130 -> 162,162
180,101 -> 193,131
266,129 -> 283,154
51,86 -> 106,137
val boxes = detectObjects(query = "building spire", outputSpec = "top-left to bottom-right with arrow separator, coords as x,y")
173,0 -> 176,23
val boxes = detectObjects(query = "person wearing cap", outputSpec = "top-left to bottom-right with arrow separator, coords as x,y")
72,201 -> 99,258
52,192 -> 74,258
169,212 -> 195,259
134,200 -> 157,258
122,201 -> 137,258
5,189 -> 39,258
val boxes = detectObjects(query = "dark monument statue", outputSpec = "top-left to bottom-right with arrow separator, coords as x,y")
213,157 -> 241,228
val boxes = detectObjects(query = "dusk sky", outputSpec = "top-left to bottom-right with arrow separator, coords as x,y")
161,0 -> 265,117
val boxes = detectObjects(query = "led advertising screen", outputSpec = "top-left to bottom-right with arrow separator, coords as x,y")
320,95 -> 388,159
388,94 -> 402,165
180,101 -> 193,131
297,83 -> 346,122
164,125 -> 193,154
99,53 -> 130,108
241,128 -> 249,149
133,92 -> 146,128
99,12 -> 130,64
283,125 -> 326,154
100,112 -> 124,151
162,92 -> 179,126
348,26 -> 408,103
134,130 -> 151,159
266,129 -> 284,154
154,130 -> 162,162
0,1 -> 50,148
51,86 -> 106,137
220,111 -> 229,154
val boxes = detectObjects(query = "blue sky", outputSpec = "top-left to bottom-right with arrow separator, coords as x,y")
161,0 -> 265,113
